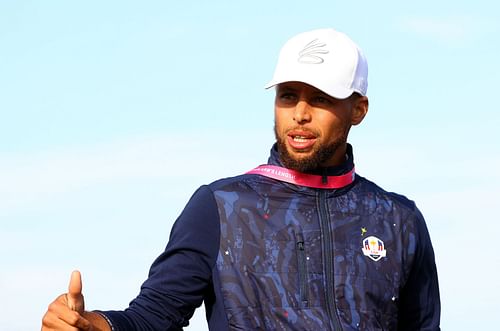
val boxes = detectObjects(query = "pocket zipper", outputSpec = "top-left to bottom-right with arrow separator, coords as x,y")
296,232 -> 309,306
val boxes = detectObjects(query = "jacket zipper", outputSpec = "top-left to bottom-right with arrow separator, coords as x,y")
317,190 -> 342,331
296,232 -> 309,307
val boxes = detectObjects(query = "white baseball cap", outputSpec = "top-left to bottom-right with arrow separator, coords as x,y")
265,28 -> 368,99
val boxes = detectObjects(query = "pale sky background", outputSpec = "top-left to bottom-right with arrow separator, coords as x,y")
1,1 -> 499,330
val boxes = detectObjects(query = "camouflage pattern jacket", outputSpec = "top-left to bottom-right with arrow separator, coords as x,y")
102,144 -> 440,331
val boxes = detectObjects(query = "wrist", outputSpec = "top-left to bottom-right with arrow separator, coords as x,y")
82,311 -> 112,331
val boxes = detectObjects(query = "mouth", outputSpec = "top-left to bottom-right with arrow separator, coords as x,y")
287,130 -> 317,151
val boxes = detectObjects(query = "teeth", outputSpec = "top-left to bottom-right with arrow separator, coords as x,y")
293,136 -> 309,142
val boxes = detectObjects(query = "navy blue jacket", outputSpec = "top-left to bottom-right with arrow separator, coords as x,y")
101,144 -> 440,330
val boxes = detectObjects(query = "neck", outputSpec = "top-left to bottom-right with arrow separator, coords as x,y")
320,143 -> 347,168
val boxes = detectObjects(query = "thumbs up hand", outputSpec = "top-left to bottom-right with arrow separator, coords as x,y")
42,270 -> 92,330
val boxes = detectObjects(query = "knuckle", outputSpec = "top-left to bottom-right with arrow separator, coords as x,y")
68,312 -> 81,325
47,302 -> 57,313
41,313 -> 51,326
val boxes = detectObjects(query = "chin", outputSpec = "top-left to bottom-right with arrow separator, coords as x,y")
287,146 -> 315,157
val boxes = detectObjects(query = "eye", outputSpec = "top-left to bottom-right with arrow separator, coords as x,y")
277,92 -> 298,104
311,95 -> 333,106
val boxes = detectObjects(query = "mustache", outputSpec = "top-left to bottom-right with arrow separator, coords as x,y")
274,124 -> 320,137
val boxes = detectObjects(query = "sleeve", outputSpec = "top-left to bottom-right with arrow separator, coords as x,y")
98,185 -> 220,331
398,207 -> 441,331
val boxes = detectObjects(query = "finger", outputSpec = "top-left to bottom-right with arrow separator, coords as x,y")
42,312 -> 83,331
42,322 -> 81,331
58,310 -> 91,330
42,294 -> 69,328
67,270 -> 84,312
43,297 -> 90,330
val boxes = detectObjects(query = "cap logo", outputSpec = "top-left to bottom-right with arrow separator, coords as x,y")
298,39 -> 329,64
362,236 -> 387,262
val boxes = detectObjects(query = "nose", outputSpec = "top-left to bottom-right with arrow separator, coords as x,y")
293,100 -> 312,124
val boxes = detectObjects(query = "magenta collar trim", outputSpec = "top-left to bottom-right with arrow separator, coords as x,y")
246,165 -> 355,189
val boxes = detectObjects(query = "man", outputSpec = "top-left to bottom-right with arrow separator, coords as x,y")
42,28 -> 441,330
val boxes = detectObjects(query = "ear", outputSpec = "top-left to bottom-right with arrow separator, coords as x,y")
351,96 -> 369,126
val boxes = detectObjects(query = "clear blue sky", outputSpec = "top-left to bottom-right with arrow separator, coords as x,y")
1,1 -> 499,330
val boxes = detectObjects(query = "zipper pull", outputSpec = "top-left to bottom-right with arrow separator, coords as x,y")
321,168 -> 328,184
295,231 -> 305,247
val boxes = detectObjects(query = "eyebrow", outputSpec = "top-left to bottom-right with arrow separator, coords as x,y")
277,85 -> 298,93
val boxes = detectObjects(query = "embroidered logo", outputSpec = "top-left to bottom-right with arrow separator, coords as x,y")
362,236 -> 387,261
298,39 -> 329,64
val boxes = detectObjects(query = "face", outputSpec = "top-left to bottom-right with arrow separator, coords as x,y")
274,81 -> 368,172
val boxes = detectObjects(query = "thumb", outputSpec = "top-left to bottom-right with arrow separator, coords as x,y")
67,270 -> 85,313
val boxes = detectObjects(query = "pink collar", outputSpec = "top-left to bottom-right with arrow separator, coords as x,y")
246,165 -> 355,189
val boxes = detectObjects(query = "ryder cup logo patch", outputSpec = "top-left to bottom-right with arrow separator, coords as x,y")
362,236 -> 387,261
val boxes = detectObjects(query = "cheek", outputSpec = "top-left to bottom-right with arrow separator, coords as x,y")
316,116 -> 349,140
274,109 -> 289,131
315,114 -> 336,130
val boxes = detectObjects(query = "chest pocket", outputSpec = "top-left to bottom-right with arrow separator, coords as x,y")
245,228 -> 324,310
222,226 -> 334,331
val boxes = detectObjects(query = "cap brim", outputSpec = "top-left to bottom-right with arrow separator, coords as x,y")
264,78 -> 354,100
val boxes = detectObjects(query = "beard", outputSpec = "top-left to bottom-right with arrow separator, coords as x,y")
274,125 -> 345,173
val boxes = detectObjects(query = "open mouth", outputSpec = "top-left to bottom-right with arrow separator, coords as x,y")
287,131 -> 317,150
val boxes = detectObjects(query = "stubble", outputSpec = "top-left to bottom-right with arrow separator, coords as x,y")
274,125 -> 346,173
